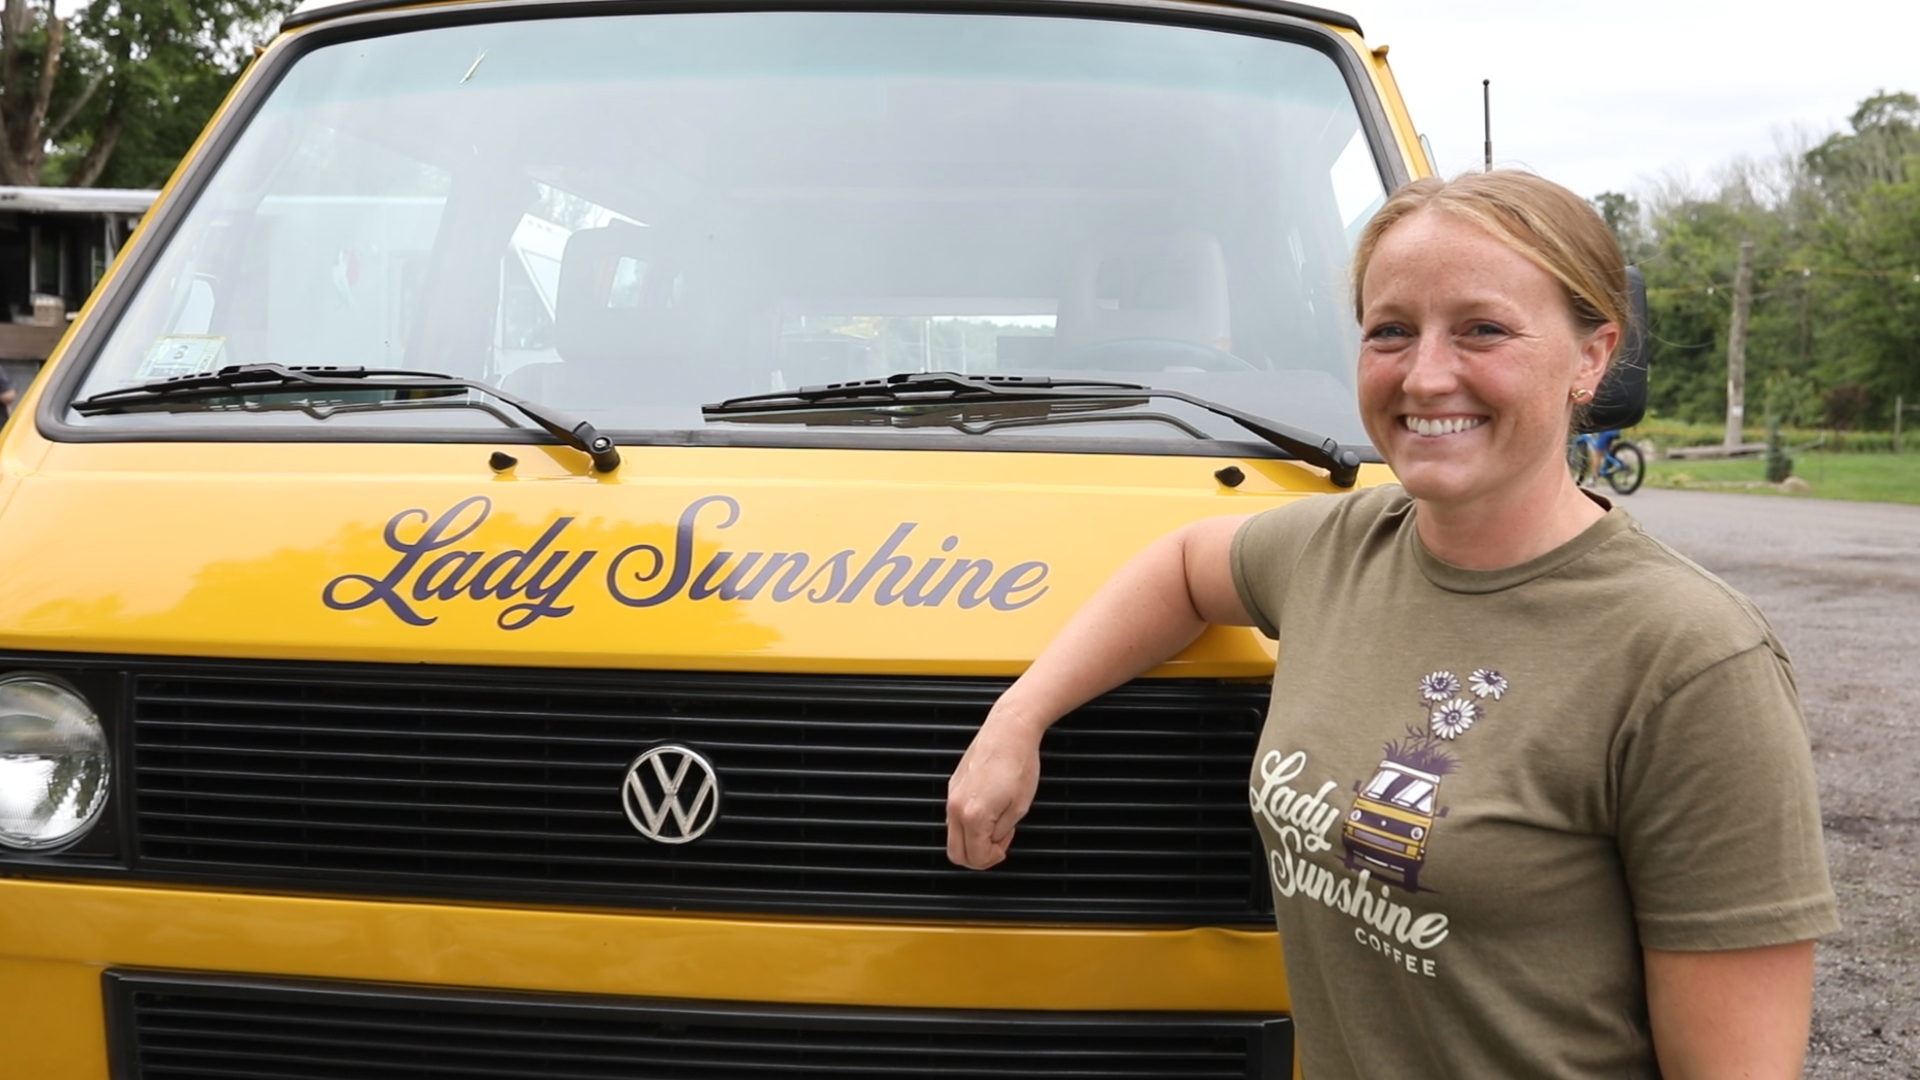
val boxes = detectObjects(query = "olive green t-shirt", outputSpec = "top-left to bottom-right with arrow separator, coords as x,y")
1230,485 -> 1838,1079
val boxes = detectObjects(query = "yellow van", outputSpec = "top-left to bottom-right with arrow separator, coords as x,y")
1344,759 -> 1447,891
0,0 -> 1453,1074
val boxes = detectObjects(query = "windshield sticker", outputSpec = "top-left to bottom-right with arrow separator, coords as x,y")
322,495 -> 1050,630
1330,127 -> 1385,231
136,334 -> 227,381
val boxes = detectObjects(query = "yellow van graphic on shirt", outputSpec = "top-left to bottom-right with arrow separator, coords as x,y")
1341,668 -> 1510,892
1343,755 -> 1448,892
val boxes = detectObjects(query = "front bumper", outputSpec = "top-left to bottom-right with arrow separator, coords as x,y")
0,879 -> 1289,1077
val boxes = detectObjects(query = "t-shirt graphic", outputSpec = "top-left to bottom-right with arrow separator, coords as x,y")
1341,667 -> 1507,893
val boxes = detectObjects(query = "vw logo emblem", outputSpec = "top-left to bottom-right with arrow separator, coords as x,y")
621,745 -> 721,844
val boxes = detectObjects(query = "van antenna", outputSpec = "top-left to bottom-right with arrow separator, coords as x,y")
1482,79 -> 1492,172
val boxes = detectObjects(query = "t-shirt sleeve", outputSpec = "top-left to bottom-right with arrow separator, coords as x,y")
1614,641 -> 1839,951
1229,494 -> 1346,640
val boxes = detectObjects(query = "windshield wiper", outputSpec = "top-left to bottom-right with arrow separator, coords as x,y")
73,364 -> 621,473
704,372 -> 1361,487
703,392 -> 1221,440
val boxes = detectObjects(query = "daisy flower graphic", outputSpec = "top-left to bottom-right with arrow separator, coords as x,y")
1468,669 -> 1509,700
1430,698 -> 1481,740
1419,671 -> 1461,702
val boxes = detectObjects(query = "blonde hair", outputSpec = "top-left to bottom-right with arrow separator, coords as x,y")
1351,171 -> 1629,364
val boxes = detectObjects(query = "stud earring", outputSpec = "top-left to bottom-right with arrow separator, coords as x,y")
1570,388 -> 1595,403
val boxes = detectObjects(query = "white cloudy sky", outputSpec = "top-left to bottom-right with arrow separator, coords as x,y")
1356,0 -> 1920,201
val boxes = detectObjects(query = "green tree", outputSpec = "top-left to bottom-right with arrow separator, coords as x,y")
1800,91 -> 1920,422
1591,191 -> 1651,263
1810,167 -> 1920,417
0,0 -> 292,189
1636,182 -> 1817,425
1625,105 -> 1916,429
1805,91 -> 1920,199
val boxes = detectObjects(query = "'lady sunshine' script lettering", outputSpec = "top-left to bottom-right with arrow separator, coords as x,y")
322,494 -> 1051,630
1251,749 -> 1450,951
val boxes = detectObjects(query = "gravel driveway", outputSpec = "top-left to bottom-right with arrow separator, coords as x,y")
1622,489 -> 1920,1078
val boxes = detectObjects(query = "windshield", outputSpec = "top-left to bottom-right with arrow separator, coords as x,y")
65,11 -> 1388,450
1362,767 -> 1437,814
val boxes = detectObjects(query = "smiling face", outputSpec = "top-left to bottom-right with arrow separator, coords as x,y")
1357,208 -> 1616,517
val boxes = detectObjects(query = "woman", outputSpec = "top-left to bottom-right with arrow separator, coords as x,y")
946,171 -> 1836,1079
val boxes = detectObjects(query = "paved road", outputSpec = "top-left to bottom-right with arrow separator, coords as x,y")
1618,489 -> 1919,1078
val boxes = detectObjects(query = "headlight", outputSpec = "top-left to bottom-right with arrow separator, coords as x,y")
0,676 -> 109,850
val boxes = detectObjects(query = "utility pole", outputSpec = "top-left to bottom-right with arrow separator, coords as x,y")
1725,240 -> 1754,449
1897,394 -> 1906,455
1483,80 -> 1492,172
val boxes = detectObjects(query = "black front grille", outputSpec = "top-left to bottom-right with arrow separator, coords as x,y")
105,973 -> 1290,1080
126,662 -> 1270,922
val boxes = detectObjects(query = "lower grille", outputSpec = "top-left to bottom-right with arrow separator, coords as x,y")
105,972 -> 1292,1080
124,662 -> 1270,923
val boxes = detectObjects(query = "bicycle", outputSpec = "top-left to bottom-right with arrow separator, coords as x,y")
1568,429 -> 1645,495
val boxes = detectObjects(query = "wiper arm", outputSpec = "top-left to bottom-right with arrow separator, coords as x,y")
705,371 -> 1361,487
73,364 -> 621,473
705,392 -> 1220,439
711,372 -> 1147,406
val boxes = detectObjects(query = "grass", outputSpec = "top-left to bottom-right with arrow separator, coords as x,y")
1627,418 -> 1910,455
1643,451 -> 1920,506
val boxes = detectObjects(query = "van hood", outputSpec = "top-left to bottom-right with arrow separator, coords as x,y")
0,441 -> 1378,676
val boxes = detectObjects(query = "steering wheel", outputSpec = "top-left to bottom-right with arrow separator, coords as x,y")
1050,337 -> 1255,373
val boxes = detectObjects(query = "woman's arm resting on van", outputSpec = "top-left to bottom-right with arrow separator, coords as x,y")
1645,941 -> 1815,1080
945,515 -> 1253,870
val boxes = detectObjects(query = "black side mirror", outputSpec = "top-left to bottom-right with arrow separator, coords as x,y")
1575,265 -> 1649,433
